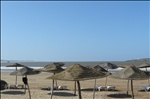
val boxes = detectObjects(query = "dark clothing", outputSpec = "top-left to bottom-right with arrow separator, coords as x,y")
22,76 -> 28,85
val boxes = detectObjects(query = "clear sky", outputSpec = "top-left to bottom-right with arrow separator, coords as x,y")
1,1 -> 150,62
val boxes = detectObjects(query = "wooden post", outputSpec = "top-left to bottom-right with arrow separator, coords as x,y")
105,77 -> 108,87
93,79 -> 96,99
55,80 -> 58,87
105,68 -> 108,87
146,68 -> 150,86
27,84 -> 31,99
131,80 -> 134,99
26,76 -> 31,99
77,81 -> 82,99
74,81 -> 76,96
15,67 -> 17,86
50,79 -> 54,99
126,79 -> 129,95
24,85 -> 26,94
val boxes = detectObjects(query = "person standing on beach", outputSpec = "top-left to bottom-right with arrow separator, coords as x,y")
22,76 -> 28,94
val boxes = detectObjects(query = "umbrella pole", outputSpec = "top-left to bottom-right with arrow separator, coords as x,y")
105,77 -> 108,87
50,79 -> 54,99
53,73 -> 58,87
26,76 -> 31,99
105,68 -> 108,87
77,81 -> 82,99
146,68 -> 150,86
27,84 -> 31,99
55,80 -> 58,87
15,67 -> 17,86
131,80 -> 134,99
93,79 -> 96,99
24,85 -> 26,94
74,81 -> 76,96
126,79 -> 129,95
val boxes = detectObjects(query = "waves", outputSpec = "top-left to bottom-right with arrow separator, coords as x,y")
1,66 -> 149,73
1,66 -> 67,72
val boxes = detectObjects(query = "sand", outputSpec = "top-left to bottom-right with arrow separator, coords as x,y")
1,72 -> 150,99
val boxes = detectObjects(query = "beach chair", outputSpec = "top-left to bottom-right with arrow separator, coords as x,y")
138,86 -> 150,92
97,86 -> 107,91
16,84 -> 24,89
9,84 -> 24,89
57,86 -> 67,90
107,85 -> 115,91
48,86 -> 58,90
8,85 -> 17,89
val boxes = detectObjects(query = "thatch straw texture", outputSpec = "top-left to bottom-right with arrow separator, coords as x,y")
10,67 -> 41,76
6,63 -> 27,67
100,62 -> 118,69
47,64 -> 110,81
93,65 -> 109,72
138,63 -> 150,68
37,63 -> 64,73
110,65 -> 149,80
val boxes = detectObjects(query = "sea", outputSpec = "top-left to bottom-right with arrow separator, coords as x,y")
1,61 -> 150,73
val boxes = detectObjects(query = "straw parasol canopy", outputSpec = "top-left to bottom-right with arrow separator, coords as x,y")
110,65 -> 149,99
93,65 -> 111,87
48,64 -> 110,81
110,65 -> 149,80
93,65 -> 109,72
53,62 -> 65,67
47,64 -> 110,99
6,63 -> 27,85
100,62 -> 118,69
37,63 -> 64,73
138,63 -> 150,68
0,80 -> 8,90
10,66 -> 41,76
37,63 -> 65,88
138,63 -> 150,86
6,63 -> 27,68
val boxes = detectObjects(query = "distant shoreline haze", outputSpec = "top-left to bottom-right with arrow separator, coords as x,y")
1,58 -> 150,63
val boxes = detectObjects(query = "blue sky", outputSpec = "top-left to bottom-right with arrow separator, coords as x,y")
1,1 -> 150,61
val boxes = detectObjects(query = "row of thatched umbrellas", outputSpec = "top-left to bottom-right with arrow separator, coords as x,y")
4,62 -> 150,99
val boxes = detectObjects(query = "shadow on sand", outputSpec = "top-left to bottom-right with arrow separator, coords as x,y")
40,88 -> 49,91
81,88 -> 120,92
107,93 -> 132,98
41,88 -> 69,91
138,90 -> 150,92
1,90 -> 25,95
48,92 -> 76,97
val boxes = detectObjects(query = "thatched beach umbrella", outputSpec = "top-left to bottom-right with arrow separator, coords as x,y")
0,80 -> 8,90
110,65 -> 149,99
93,65 -> 111,86
100,62 -> 118,69
47,64 -> 110,99
37,63 -> 65,87
37,63 -> 64,73
100,62 -> 118,86
138,63 -> 150,86
6,63 -> 27,85
93,65 -> 109,72
10,66 -> 41,99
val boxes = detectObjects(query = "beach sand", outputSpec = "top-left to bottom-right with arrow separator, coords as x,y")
1,72 -> 150,99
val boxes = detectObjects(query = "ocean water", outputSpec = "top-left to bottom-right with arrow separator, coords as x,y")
1,61 -> 150,72
1,66 -> 42,72
1,65 -> 149,73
